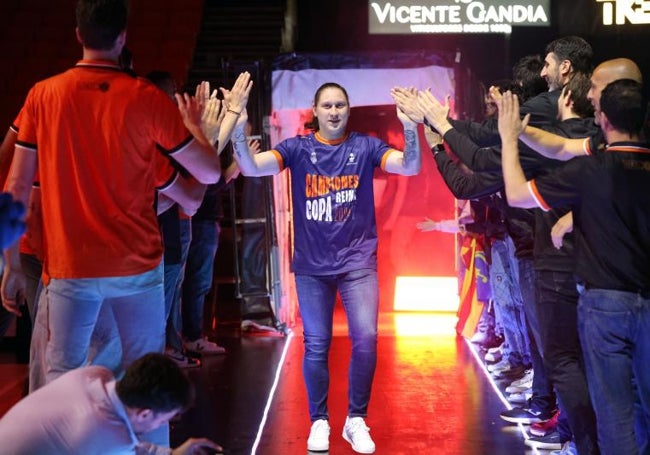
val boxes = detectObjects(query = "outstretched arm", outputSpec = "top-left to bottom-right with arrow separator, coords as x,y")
216,72 -> 253,150
175,90 -> 222,184
385,88 -> 421,176
520,126 -> 586,161
498,91 -> 536,208
417,90 -> 454,136
230,111 -> 281,177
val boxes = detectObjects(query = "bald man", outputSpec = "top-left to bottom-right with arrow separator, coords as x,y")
518,58 -> 642,160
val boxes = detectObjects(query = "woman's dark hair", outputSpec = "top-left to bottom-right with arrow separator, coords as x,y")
600,79 -> 646,135
303,82 -> 350,131
116,353 -> 193,413
76,0 -> 129,51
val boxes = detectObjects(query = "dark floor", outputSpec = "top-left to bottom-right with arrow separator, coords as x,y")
1,310 -> 551,455
172,311 -> 546,455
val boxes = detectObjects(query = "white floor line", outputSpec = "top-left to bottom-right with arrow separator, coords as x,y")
250,330 -> 295,455
464,338 -> 546,454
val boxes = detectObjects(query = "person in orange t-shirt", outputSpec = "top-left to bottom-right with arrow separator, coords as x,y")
1,4 -> 250,447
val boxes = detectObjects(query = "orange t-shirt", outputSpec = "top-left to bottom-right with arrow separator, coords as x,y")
17,59 -> 193,282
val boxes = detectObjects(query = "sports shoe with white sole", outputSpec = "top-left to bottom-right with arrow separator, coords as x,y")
307,419 -> 330,451
530,409 -> 560,437
507,389 -> 532,404
484,349 -> 502,363
509,368 -> 534,387
524,430 -> 563,450
500,406 -> 557,424
342,416 -> 375,453
184,337 -> 226,355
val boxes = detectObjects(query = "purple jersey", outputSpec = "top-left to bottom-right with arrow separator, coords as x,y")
272,131 -> 394,274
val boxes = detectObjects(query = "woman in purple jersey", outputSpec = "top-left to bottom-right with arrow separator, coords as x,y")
229,82 -> 421,454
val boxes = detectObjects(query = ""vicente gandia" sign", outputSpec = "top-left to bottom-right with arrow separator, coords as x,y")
369,0 -> 551,34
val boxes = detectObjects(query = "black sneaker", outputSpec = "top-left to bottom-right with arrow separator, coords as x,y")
523,431 -> 563,450
499,406 -> 556,424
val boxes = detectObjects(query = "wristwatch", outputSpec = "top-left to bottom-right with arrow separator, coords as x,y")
432,144 -> 445,156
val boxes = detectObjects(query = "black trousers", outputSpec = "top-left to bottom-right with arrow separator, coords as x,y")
536,270 -> 599,455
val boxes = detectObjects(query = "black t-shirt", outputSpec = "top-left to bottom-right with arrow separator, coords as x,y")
531,117 -> 600,272
530,142 -> 650,291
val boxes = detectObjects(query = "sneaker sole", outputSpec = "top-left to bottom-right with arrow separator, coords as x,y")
505,384 -> 531,394
523,438 -> 562,450
529,427 -> 555,437
342,432 -> 375,454
307,442 -> 329,452
500,414 -> 546,424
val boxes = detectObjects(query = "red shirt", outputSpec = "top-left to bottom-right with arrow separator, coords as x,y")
17,59 -> 192,282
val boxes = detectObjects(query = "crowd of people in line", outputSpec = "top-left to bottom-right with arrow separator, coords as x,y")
0,1 -> 648,455
413,36 -> 649,455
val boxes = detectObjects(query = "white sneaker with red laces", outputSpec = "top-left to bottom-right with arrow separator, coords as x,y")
342,416 -> 375,454
184,337 -> 226,355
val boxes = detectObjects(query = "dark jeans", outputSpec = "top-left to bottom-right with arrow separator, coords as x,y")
579,288 -> 650,455
537,271 -> 599,455
519,259 -> 555,413
182,220 -> 219,342
295,269 -> 379,422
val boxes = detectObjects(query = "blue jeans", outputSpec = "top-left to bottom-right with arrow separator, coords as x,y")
43,262 -> 168,447
182,220 -> 219,342
578,288 -> 650,455
490,237 -> 530,367
164,218 -> 192,352
295,269 -> 379,422
43,261 -> 165,382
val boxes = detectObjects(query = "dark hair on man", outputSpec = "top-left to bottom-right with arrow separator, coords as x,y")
600,79 -> 647,135
562,73 -> 594,119
118,46 -> 136,77
512,54 -> 548,101
545,36 -> 593,75
145,70 -> 174,88
116,353 -> 193,413
304,82 -> 350,131
76,0 -> 129,51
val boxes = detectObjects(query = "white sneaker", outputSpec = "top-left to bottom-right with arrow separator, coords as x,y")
342,416 -> 376,454
508,368 -> 534,388
486,344 -> 503,354
507,388 -> 532,404
484,349 -> 502,363
307,419 -> 330,451
184,337 -> 226,355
